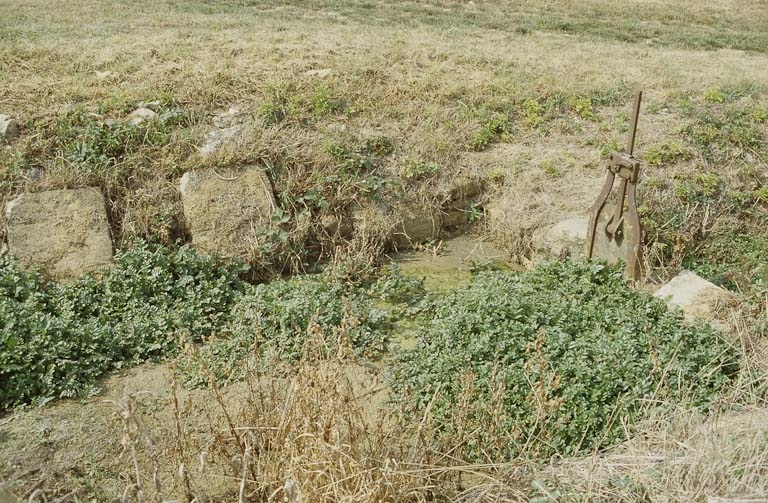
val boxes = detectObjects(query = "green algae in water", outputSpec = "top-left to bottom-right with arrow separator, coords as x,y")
394,236 -> 514,294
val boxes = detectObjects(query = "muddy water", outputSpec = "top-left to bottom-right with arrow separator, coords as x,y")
395,235 -> 513,292
387,236 -> 515,350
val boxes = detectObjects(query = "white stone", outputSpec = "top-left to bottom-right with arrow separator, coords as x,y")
654,270 -> 734,321
198,125 -> 244,156
0,115 -> 19,141
128,107 -> 157,125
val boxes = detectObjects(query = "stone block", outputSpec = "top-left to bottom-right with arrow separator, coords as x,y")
0,114 -> 19,141
180,166 -> 276,257
5,188 -> 113,278
654,270 -> 735,321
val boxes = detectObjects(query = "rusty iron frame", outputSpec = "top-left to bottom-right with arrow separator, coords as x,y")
586,91 -> 643,279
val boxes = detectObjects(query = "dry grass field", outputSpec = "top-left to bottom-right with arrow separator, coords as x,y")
1,0 -> 768,501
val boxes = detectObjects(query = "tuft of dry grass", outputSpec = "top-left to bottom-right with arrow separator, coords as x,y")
120,320 -> 504,503
529,403 -> 768,503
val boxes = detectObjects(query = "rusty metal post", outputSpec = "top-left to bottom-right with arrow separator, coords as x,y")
586,91 -> 643,279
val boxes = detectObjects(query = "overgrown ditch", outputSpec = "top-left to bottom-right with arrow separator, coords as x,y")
0,237 -> 739,465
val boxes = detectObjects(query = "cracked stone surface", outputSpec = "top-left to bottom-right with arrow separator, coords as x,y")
5,188 -> 113,278
180,166 -> 276,257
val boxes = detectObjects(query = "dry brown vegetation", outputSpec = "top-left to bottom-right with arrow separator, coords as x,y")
2,0 -> 767,269
2,308 -> 766,503
2,0 -> 768,501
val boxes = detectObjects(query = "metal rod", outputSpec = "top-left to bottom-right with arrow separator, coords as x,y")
626,181 -> 642,279
586,172 -> 616,259
626,91 -> 642,156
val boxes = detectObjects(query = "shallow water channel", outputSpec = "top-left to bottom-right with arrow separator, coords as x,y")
386,235 -> 514,350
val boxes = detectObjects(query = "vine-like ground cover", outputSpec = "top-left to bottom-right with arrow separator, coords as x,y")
0,242 -> 388,408
390,261 -> 739,459
1,246 -> 738,461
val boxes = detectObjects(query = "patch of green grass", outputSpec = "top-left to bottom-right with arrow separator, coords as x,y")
599,137 -> 622,158
644,142 -> 691,167
684,220 -> 768,293
325,135 -> 395,174
680,101 -> 767,160
520,98 -> 547,129
704,87 -> 726,103
310,84 -> 349,117
29,105 -> 196,179
390,260 -> 738,461
673,172 -> 722,202
399,158 -> 439,182
704,82 -> 763,104
258,80 -> 349,126
7,0 -> 768,53
262,0 -> 768,53
468,112 -> 510,152
514,92 -> 611,133
752,184 -> 768,203
541,159 -> 563,178
258,82 -> 295,125
568,96 -> 597,121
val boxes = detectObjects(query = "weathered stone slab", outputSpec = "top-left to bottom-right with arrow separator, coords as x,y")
654,270 -> 735,321
533,214 -> 628,263
391,203 -> 442,248
5,188 -> 113,278
179,166 -> 276,257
